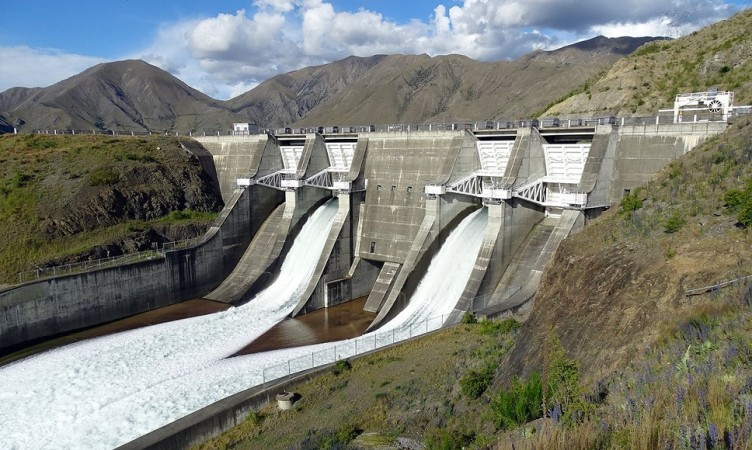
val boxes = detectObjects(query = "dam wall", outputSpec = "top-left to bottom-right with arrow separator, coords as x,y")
358,131 -> 466,263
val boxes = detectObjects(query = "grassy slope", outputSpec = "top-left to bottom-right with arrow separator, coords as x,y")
0,134 -> 218,285
543,8 -> 752,117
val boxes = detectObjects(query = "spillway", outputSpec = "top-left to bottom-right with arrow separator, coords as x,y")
0,198 -> 339,450
0,202 -> 488,449
382,207 -> 488,330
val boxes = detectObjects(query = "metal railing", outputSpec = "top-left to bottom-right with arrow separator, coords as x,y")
470,286 -> 522,311
161,236 -> 205,252
21,109 -> 749,139
17,250 -> 163,284
258,287 -> 530,385
259,313 -> 448,384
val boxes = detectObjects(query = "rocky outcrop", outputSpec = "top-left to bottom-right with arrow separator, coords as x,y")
40,161 -> 222,238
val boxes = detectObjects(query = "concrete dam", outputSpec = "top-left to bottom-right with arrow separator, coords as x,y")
0,121 -> 727,352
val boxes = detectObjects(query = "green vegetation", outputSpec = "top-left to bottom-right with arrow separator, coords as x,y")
0,134 -> 219,285
460,362 -> 496,399
619,188 -> 643,216
332,359 -> 352,375
491,371 -> 543,429
663,211 -> 686,233
724,179 -> 752,227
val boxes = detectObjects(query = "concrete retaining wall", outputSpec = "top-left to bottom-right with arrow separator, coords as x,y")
0,188 -> 253,354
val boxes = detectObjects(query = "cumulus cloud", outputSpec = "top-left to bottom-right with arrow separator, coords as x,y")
0,46 -> 106,92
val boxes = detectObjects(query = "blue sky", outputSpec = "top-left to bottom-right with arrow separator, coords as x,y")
1,0 -> 748,99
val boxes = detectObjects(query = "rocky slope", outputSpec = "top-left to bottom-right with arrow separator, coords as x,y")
503,116 -> 752,387
0,115 -> 13,134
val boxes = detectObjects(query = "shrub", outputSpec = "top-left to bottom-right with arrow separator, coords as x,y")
460,363 -> 496,399
332,359 -> 351,375
461,311 -> 477,324
425,428 -> 475,450
491,372 -> 543,430
478,318 -> 521,335
724,182 -> 752,227
619,189 -> 643,216
663,212 -> 686,233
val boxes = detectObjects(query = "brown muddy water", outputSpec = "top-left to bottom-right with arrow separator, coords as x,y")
235,297 -> 375,355
0,297 -> 375,366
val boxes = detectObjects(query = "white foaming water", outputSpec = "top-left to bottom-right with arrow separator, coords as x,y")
0,198 -> 339,450
0,203 -> 488,450
382,207 -> 488,331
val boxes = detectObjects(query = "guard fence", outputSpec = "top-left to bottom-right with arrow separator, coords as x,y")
17,250 -> 163,284
259,314 -> 448,384
21,110 -> 749,139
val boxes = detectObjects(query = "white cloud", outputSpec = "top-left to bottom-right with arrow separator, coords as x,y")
0,46 -> 106,92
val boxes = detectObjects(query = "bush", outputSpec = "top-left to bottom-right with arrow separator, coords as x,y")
461,311 -> 477,324
425,428 -> 475,450
724,182 -> 752,227
332,359 -> 351,375
619,189 -> 643,216
663,212 -> 686,233
460,363 -> 496,399
478,318 -> 521,335
491,372 -> 543,430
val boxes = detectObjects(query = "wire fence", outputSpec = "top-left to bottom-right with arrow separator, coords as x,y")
470,286 -> 522,311
17,250 -> 163,284
259,314 -> 447,384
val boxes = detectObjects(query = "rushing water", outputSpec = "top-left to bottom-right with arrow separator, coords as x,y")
0,198 -> 340,449
0,203 -> 488,449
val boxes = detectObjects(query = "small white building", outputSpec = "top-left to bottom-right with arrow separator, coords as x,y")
233,123 -> 259,135
673,90 -> 734,123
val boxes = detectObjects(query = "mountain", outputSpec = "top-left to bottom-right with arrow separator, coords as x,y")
543,8 -> 752,117
262,36 -> 664,127
225,55 -> 390,127
0,60 -> 244,132
0,36 -> 665,132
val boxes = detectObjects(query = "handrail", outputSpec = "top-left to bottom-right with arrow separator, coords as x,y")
17,250 -> 163,284
20,110 -> 747,138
